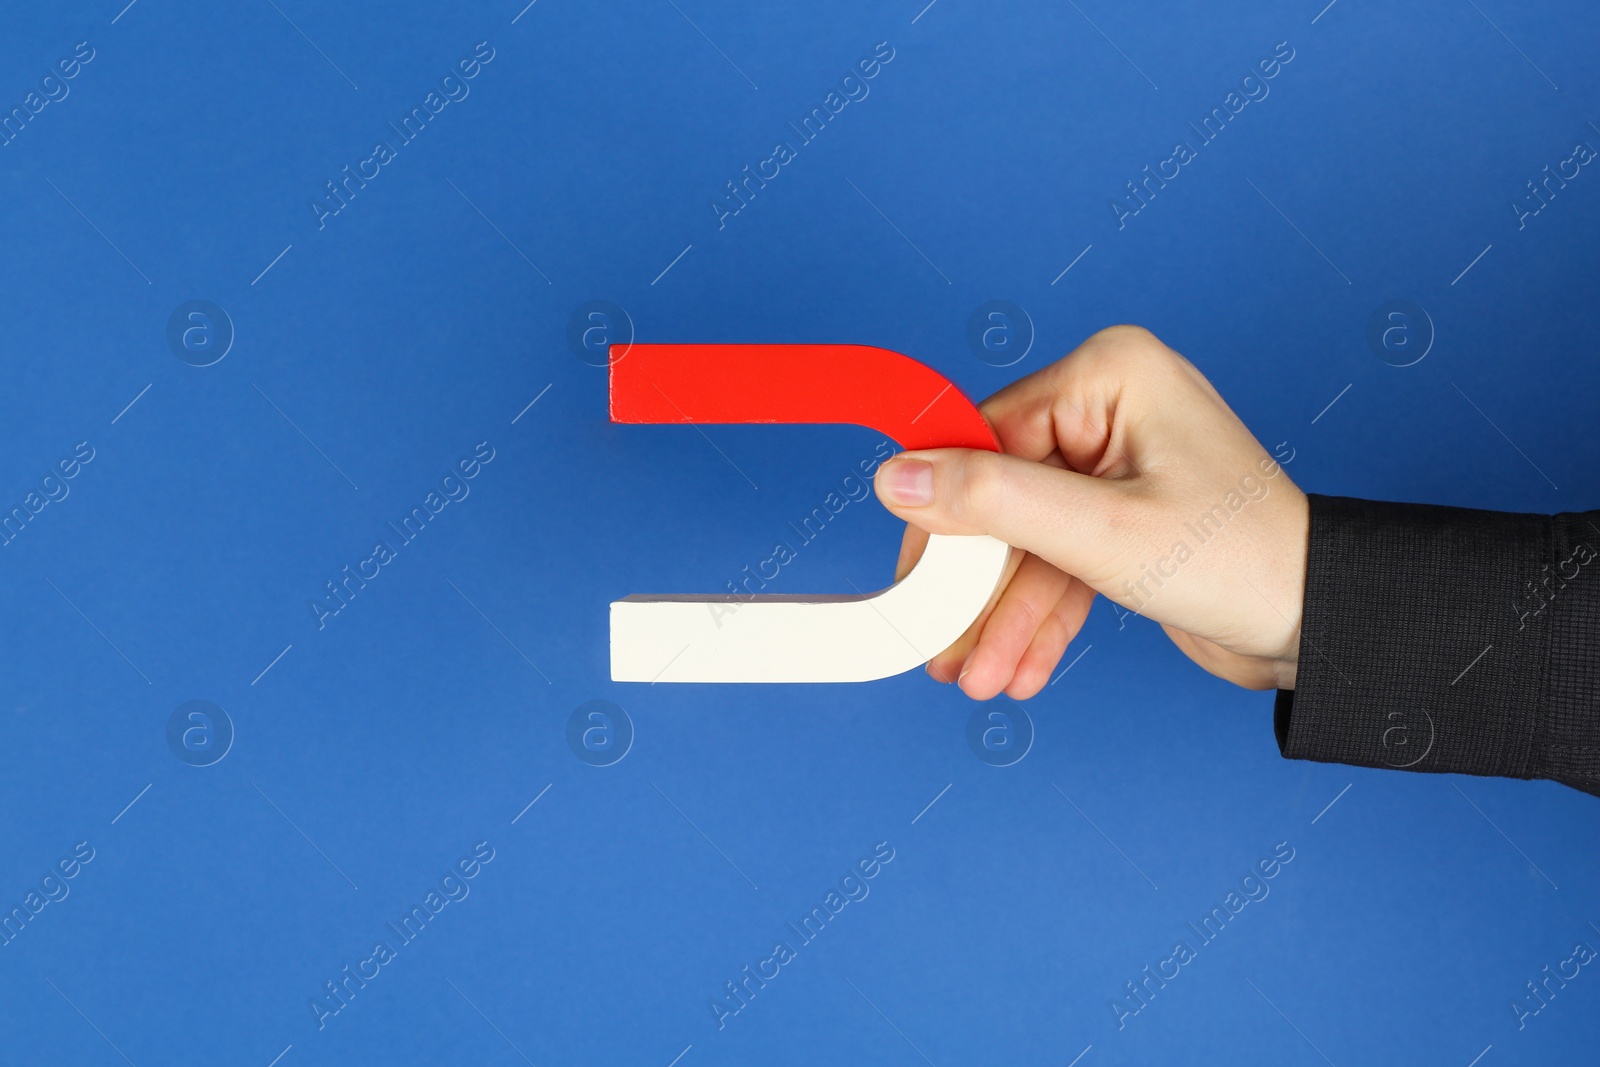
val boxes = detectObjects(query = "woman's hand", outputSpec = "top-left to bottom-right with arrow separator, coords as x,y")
874,325 -> 1309,700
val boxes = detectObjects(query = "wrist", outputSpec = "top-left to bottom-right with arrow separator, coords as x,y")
1272,642 -> 1299,691
1272,490 -> 1310,691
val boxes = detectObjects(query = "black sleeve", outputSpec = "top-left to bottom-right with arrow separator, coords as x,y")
1274,494 -> 1600,797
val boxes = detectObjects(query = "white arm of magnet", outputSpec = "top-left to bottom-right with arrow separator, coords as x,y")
610,532 -> 1009,683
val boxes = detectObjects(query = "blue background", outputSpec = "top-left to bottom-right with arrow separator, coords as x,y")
1,1 -> 1597,1064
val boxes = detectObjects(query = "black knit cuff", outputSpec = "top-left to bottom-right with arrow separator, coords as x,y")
1273,494 -> 1598,794
1539,512 -> 1600,793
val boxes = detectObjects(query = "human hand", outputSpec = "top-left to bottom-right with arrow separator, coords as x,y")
874,326 -> 1309,700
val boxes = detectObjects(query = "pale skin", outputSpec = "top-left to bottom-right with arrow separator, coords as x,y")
873,325 -> 1310,700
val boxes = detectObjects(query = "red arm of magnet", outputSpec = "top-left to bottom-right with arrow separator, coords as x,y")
609,344 -> 999,453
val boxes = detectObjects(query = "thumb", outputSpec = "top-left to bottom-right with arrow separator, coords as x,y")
873,449 -> 1127,579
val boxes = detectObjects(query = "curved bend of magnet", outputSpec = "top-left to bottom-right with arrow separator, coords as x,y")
609,343 -> 1009,684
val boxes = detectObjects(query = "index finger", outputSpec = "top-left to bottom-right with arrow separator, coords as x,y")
978,325 -> 1158,475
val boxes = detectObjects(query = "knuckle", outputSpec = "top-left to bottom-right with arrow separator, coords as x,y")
956,451 -> 1008,523
1083,324 -> 1175,376
1092,323 -> 1159,349
1006,591 -> 1044,635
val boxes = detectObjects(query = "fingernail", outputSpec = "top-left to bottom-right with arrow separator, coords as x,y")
957,651 -> 975,683
880,459 -> 933,506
